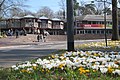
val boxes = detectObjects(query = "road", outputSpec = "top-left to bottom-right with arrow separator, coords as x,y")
0,39 -> 105,67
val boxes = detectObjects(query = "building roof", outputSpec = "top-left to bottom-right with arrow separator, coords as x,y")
39,16 -> 49,20
52,18 -> 61,21
23,15 -> 35,18
76,15 -> 112,22
11,16 -> 21,19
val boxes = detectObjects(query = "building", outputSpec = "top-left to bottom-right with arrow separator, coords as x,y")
51,18 -> 64,35
0,15 -> 65,35
1,15 -> 118,35
75,15 -> 112,34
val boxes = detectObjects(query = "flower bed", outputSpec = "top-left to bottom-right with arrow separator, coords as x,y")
10,50 -> 120,79
2,40 -> 119,79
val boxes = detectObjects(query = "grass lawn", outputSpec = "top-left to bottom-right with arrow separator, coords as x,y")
76,40 -> 120,51
0,40 -> 120,80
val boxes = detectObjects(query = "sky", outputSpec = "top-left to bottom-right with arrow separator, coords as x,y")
25,0 -> 62,13
25,0 -> 111,13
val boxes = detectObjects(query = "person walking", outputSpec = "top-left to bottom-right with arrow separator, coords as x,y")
43,34 -> 46,42
37,34 -> 40,42
15,29 -> 19,38
40,34 -> 43,42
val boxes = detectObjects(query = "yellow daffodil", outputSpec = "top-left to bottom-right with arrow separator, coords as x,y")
108,67 -> 114,73
51,55 -> 55,58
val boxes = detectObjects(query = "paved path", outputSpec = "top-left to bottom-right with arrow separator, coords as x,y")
0,38 -> 105,68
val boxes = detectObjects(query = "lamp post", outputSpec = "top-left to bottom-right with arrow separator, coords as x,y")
95,0 -> 108,47
103,0 -> 107,47
66,0 -> 74,51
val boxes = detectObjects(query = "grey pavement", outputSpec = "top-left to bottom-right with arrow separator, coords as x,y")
0,39 -> 105,68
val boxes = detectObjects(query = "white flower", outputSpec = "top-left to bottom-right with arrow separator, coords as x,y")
11,65 -> 16,68
27,68 -> 33,71
82,61 -> 87,65
112,69 -> 120,75
95,62 -> 100,65
26,62 -> 32,67
12,65 -> 19,70
44,64 -> 53,69
116,55 -> 120,59
87,58 -> 96,63
14,67 -> 19,70
65,59 -> 74,68
100,68 -> 108,74
92,65 -> 99,70
109,62 -> 119,68
86,62 -> 92,68
96,57 -> 106,62
72,52 -> 79,56
32,64 -> 37,66
65,52 -> 72,56
73,66 -> 77,69
102,61 -> 107,65
43,59 -> 50,64
60,56 -> 64,60
18,64 -> 26,68
110,55 -> 116,59
99,65 -> 105,68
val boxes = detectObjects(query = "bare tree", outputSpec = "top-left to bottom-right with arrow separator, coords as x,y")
58,0 -> 66,19
9,7 -> 35,17
0,0 -> 28,18
36,6 -> 54,19
59,0 -> 79,18
78,1 -> 101,15
59,0 -> 66,11
54,10 -> 65,20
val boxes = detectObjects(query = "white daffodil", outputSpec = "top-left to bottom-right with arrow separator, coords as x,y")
65,52 -> 72,57
92,65 -> 99,70
102,61 -> 108,65
109,62 -> 119,68
27,68 -> 33,71
18,64 -> 26,68
96,57 -> 106,62
112,69 -> 120,75
14,67 -> 19,70
60,56 -> 65,60
44,64 -> 53,70
26,62 -> 32,67
99,65 -> 105,68
65,59 -> 74,68
72,52 -> 79,56
82,61 -> 87,65
116,55 -> 120,59
32,64 -> 37,67
95,62 -> 100,65
43,59 -> 50,64
100,68 -> 108,74
11,65 -> 16,68
86,62 -> 92,68
12,65 -> 19,70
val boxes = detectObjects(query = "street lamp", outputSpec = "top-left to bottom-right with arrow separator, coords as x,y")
95,0 -> 108,47
66,0 -> 74,51
103,0 -> 107,47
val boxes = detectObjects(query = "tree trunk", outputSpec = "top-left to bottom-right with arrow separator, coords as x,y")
112,0 -> 119,40
67,0 -> 74,51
